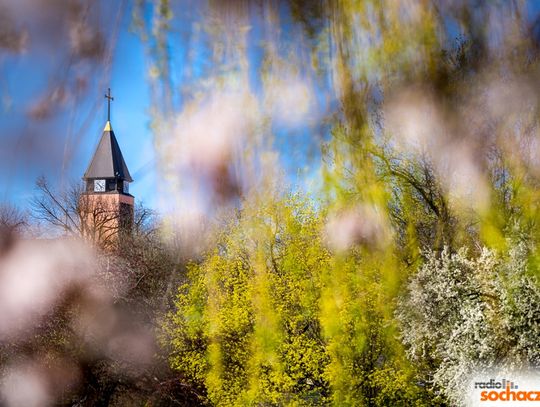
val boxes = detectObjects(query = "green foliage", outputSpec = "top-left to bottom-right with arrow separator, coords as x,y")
165,196 -> 327,405
140,2 -> 540,406
164,195 -> 430,406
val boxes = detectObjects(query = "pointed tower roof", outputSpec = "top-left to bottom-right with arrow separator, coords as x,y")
83,121 -> 133,182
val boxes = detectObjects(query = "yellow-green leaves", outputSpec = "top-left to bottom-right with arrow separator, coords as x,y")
164,194 -> 428,406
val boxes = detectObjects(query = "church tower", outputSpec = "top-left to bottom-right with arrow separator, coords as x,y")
80,89 -> 134,248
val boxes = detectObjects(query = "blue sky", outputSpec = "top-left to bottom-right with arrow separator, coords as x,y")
2,0 -> 540,216
0,0 -> 327,214
0,1 -> 157,210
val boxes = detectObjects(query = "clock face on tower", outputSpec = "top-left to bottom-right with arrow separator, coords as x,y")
94,179 -> 106,192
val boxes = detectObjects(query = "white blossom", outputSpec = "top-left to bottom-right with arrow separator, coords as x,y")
397,244 -> 540,406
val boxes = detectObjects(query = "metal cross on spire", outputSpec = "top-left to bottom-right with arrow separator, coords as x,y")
104,88 -> 114,121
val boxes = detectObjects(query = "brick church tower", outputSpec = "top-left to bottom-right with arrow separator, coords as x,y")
80,89 -> 134,248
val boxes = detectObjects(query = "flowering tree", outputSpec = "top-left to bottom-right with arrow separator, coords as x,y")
398,245 -> 540,405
